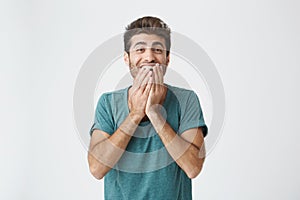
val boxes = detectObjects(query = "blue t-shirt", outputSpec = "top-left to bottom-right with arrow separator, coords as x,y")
90,84 -> 207,200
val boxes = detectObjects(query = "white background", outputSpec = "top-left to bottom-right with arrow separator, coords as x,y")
1,0 -> 299,199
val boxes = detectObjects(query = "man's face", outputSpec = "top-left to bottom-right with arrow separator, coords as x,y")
124,33 -> 170,78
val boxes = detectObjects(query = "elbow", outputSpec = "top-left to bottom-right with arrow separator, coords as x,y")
187,172 -> 198,179
89,163 -> 105,180
186,168 -> 200,179
88,153 -> 106,180
186,162 -> 204,179
91,172 -> 105,180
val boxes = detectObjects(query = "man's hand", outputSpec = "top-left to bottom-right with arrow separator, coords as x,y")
145,64 -> 167,116
128,67 -> 153,120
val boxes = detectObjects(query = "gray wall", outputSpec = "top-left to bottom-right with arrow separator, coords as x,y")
1,0 -> 299,199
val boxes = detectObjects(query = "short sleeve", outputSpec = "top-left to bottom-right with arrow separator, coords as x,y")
89,94 -> 115,136
178,91 -> 208,137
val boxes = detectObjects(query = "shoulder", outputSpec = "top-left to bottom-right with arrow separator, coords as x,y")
96,86 -> 129,109
167,84 -> 195,94
98,87 -> 129,101
166,84 -> 197,100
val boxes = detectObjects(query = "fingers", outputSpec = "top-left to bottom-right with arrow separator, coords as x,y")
155,63 -> 163,85
151,64 -> 164,92
140,70 -> 152,92
137,68 -> 150,85
153,64 -> 164,85
132,67 -> 150,92
143,75 -> 153,96
132,63 -> 164,94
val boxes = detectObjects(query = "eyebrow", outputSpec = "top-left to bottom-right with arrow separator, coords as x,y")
132,41 -> 165,49
133,41 -> 147,48
151,41 -> 164,48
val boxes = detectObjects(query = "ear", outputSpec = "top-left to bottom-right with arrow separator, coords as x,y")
166,54 -> 170,66
124,52 -> 129,66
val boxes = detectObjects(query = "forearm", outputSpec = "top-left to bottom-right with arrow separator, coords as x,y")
88,112 -> 142,179
148,111 -> 205,179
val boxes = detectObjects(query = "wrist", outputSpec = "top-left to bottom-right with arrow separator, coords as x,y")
147,109 -> 166,134
147,109 -> 161,120
146,104 -> 162,117
119,113 -> 140,136
129,111 -> 144,124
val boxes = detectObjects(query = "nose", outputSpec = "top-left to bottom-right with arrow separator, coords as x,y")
143,48 -> 155,62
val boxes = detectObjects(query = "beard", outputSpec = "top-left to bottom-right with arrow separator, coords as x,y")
129,64 -> 139,78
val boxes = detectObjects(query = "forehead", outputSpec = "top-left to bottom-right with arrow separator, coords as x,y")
130,33 -> 166,47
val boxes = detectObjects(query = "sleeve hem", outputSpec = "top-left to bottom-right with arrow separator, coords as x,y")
178,121 -> 208,137
89,123 -> 114,136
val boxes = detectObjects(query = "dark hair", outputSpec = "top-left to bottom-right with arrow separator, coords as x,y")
124,16 -> 171,56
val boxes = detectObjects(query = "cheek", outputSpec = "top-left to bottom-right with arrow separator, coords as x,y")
130,54 -> 142,65
160,56 -> 168,65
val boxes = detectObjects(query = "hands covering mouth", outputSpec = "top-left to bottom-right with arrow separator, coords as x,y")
128,62 -> 168,121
